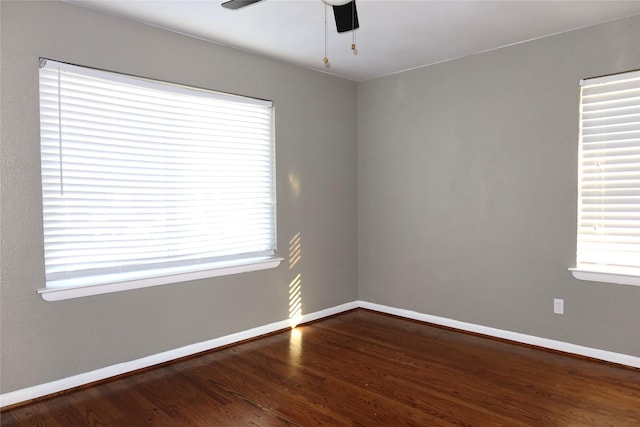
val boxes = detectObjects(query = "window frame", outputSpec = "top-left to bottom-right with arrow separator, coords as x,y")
36,59 -> 282,301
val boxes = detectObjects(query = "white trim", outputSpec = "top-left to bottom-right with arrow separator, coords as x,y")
3,299 -> 638,409
38,257 -> 284,301
0,301 -> 358,408
357,301 -> 640,369
569,268 -> 640,287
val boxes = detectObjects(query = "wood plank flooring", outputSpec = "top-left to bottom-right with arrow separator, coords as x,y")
2,309 -> 639,426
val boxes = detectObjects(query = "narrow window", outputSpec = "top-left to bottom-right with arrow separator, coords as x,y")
38,59 -> 279,299
571,69 -> 640,286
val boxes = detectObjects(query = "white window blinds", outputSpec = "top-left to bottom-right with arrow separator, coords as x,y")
576,70 -> 640,278
39,59 -> 276,290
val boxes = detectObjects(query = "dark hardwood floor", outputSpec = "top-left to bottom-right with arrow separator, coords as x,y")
2,309 -> 639,426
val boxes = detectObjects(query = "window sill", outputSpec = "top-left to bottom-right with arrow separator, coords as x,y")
569,268 -> 640,287
37,256 -> 283,301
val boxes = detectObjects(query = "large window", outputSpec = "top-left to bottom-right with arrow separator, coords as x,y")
38,59 -> 279,301
571,69 -> 640,286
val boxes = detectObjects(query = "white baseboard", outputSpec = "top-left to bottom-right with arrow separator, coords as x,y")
358,301 -> 640,369
0,301 -> 359,408
3,299 -> 638,408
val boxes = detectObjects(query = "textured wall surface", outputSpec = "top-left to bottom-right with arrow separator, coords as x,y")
0,0 -> 358,393
358,15 -> 640,356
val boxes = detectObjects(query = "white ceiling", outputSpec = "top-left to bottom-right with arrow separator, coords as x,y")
67,0 -> 640,82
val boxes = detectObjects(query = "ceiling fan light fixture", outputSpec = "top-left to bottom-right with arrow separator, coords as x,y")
329,0 -> 359,33
322,0 -> 352,5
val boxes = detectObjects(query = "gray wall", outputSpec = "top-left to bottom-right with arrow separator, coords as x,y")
358,15 -> 640,356
0,1 -> 358,393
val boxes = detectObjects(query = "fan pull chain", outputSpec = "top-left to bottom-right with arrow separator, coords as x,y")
351,0 -> 356,52
323,3 -> 329,64
351,32 -> 356,51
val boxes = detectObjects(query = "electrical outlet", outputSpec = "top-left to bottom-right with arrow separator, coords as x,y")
554,298 -> 564,315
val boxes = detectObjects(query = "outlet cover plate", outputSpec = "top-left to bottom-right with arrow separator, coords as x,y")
554,298 -> 564,315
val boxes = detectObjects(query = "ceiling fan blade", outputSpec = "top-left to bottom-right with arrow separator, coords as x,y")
332,0 -> 359,33
221,0 -> 263,10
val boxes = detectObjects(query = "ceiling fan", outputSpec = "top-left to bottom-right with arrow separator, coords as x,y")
221,0 -> 360,33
